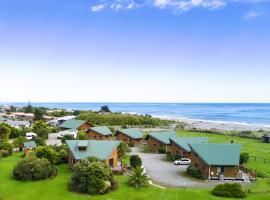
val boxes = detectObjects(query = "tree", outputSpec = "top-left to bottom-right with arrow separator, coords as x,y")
32,120 -> 49,139
99,105 -> 111,113
35,146 -> 58,164
130,154 -> 142,168
0,123 -> 11,141
34,108 -> 44,121
117,142 -> 127,162
128,166 -> 149,188
24,102 -> 34,113
77,131 -> 86,140
13,136 -> 26,151
69,159 -> 118,195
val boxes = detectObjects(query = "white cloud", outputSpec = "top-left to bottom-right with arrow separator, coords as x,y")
91,4 -> 105,12
90,0 -> 266,12
243,11 -> 262,19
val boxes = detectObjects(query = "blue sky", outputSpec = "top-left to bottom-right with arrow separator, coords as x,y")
0,0 -> 270,103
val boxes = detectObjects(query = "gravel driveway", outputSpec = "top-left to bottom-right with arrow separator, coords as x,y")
46,133 -> 62,146
132,147 -> 215,188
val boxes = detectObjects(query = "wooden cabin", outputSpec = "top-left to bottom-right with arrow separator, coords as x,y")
87,126 -> 113,140
115,128 -> 143,146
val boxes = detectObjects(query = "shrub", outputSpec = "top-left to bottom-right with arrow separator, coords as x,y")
128,141 -> 134,147
69,159 -> 117,195
61,134 -> 74,144
34,137 -> 45,146
240,152 -> 249,164
0,149 -> 10,157
212,183 -> 247,198
0,140 -> 12,155
166,152 -> 174,161
187,165 -> 205,180
158,148 -> 166,154
142,145 -> 153,153
13,155 -> 57,181
35,146 -> 58,164
256,171 -> 269,178
128,166 -> 149,188
130,155 -> 142,168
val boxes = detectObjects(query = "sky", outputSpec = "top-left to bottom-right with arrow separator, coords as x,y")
0,0 -> 270,103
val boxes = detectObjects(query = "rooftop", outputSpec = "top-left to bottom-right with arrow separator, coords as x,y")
147,131 -> 176,144
170,137 -> 208,152
117,128 -> 143,139
60,119 -> 86,129
66,140 -> 120,160
189,143 -> 242,166
89,126 -> 112,136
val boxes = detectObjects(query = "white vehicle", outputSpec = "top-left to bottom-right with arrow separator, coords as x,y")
57,129 -> 78,139
25,132 -> 37,140
174,158 -> 191,165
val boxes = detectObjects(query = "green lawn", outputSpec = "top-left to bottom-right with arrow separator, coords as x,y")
0,132 -> 270,200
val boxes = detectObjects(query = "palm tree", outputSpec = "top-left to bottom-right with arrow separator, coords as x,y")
128,166 -> 149,188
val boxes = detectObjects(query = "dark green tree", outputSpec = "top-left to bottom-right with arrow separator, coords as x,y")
99,105 -> 111,113
0,123 -> 11,141
34,108 -> 44,121
32,120 -> 49,139
130,154 -> 142,168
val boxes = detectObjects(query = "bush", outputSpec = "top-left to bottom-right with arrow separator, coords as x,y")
212,183 -> 247,198
240,152 -> 249,164
0,149 -> 10,157
69,159 -> 117,195
35,146 -> 58,164
158,148 -> 166,154
61,134 -> 74,144
166,152 -> 174,161
130,155 -> 142,168
256,171 -> 269,178
128,141 -> 134,147
187,165 -> 205,180
13,155 -> 57,181
0,140 -> 12,155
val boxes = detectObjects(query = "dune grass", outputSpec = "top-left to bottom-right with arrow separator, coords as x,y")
0,132 -> 270,200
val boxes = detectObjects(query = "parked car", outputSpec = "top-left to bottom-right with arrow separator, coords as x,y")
57,129 -> 77,139
174,158 -> 191,165
25,132 -> 37,140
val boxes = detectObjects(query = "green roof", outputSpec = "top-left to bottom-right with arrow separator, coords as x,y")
23,141 -> 36,148
147,132 -> 176,144
117,128 -> 143,139
89,126 -> 112,136
189,143 -> 242,166
60,119 -> 86,129
170,137 -> 208,152
66,140 -> 120,160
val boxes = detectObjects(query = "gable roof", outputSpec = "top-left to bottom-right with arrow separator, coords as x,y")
23,141 -> 36,148
66,140 -> 120,160
189,143 -> 242,166
147,131 -> 176,144
117,128 -> 143,139
170,137 -> 208,152
89,126 -> 112,136
60,119 -> 86,129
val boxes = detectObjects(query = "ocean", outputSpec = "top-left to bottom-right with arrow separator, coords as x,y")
1,103 -> 270,126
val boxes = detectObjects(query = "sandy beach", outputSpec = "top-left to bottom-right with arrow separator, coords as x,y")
179,118 -> 270,131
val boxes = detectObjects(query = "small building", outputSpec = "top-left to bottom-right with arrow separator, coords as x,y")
170,137 -> 208,159
145,132 -> 176,152
115,128 -> 143,146
262,135 -> 270,143
189,143 -> 242,180
47,115 -> 76,127
57,129 -> 78,139
66,140 -> 120,168
0,119 -> 30,128
23,141 -> 36,155
60,119 -> 92,131
87,126 -> 113,140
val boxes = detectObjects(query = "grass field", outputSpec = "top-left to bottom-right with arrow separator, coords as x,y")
0,132 -> 270,200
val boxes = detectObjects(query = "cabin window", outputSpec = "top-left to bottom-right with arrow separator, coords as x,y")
78,146 -> 87,151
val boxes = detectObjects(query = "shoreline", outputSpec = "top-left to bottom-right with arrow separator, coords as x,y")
154,116 -> 270,131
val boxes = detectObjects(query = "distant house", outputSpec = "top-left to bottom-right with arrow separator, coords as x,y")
170,137 -> 208,159
23,141 -> 36,155
47,115 -> 76,127
189,143 -> 242,180
145,132 -> 176,152
115,128 -> 143,146
60,119 -> 92,131
66,140 -> 120,168
262,135 -> 270,143
87,126 -> 113,140
0,119 -> 30,128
